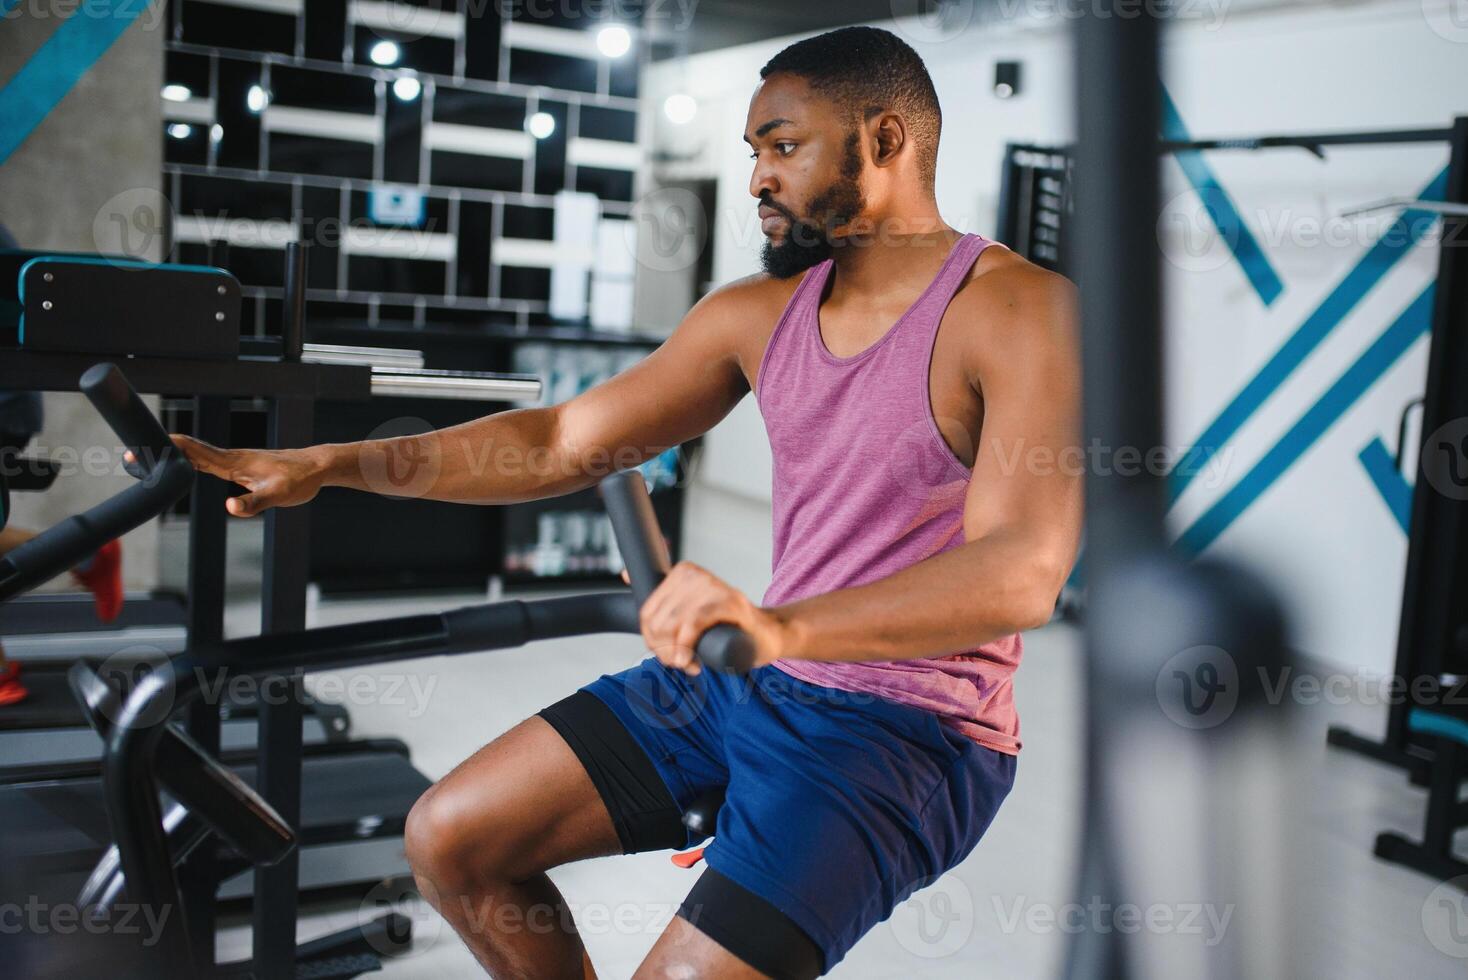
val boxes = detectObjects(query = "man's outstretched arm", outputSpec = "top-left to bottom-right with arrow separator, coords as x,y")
637,265 -> 1083,671
171,283 -> 754,517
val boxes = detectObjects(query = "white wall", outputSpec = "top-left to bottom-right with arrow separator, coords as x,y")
637,0 -> 1468,674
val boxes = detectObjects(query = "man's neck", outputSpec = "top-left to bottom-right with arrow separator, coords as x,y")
825,216 -> 962,303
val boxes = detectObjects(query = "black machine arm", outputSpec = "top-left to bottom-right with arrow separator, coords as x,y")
0,363 -> 193,601
599,470 -> 758,673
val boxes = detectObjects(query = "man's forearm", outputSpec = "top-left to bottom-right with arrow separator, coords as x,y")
768,530 -> 1065,664
307,406 -> 646,505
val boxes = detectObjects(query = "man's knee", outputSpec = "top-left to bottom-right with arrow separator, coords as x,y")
405,779 -> 521,888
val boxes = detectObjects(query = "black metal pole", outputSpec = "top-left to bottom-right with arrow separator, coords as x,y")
1072,1 -> 1166,565
178,394 -> 230,969
281,242 -> 306,362
1067,1 -> 1164,977
252,394 -> 312,976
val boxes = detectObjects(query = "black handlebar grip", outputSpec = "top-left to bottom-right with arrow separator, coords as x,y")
598,469 -> 670,607
695,624 -> 759,674
599,470 -> 758,673
79,362 -> 174,475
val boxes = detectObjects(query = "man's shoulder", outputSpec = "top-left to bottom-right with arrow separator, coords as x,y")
955,245 -> 1077,327
698,271 -> 805,321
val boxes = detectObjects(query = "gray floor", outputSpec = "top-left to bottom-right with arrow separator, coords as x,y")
206,485 -> 1467,978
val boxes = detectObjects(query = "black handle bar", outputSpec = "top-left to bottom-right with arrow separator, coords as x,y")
0,365 -> 193,602
598,470 -> 758,673
79,362 -> 176,473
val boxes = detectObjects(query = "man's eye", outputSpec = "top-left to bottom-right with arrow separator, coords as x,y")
775,142 -> 796,155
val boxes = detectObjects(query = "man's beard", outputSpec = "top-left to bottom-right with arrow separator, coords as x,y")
760,133 -> 866,279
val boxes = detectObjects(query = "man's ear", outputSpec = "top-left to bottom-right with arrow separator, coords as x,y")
870,112 -> 908,169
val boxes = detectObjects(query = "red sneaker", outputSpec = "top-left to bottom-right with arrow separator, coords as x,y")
73,539 -> 124,623
0,660 -> 27,706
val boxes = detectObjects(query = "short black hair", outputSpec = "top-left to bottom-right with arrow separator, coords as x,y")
760,26 -> 941,191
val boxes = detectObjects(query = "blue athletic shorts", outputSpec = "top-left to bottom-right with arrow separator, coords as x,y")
546,658 -> 1017,975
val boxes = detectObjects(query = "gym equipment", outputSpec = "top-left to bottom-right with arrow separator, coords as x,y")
0,237 -> 544,977
48,470 -> 744,977
0,396 -> 341,776
7,255 -> 243,358
1065,4 -> 1289,978
1366,116 -> 1468,886
0,364 -> 437,978
999,126 -> 1456,284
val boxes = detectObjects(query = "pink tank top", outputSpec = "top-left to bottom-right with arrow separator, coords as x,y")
756,233 -> 1022,755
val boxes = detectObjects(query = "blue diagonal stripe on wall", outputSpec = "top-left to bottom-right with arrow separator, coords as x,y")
1357,436 -> 1413,533
1175,285 -> 1436,556
1160,86 -> 1285,308
0,0 -> 150,166
1168,166 -> 1448,504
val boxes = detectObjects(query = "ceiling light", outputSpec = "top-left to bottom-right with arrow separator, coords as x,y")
370,40 -> 401,66
393,76 -> 421,101
596,25 -> 632,58
664,93 -> 696,125
528,111 -> 556,140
